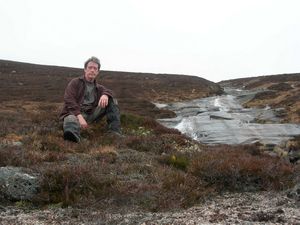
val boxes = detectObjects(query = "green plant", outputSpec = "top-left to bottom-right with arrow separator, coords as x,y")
15,200 -> 34,208
121,113 -> 145,130
163,154 -> 190,171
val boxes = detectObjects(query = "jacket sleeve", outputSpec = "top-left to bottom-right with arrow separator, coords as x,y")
64,79 -> 81,116
97,85 -> 114,98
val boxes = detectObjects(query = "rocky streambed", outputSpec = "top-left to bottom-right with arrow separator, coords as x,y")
158,88 -> 300,146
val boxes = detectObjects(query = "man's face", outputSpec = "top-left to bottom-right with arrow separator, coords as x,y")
84,61 -> 99,82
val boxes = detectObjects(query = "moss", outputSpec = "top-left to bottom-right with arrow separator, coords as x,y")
165,154 -> 190,171
121,113 -> 145,130
15,200 -> 34,208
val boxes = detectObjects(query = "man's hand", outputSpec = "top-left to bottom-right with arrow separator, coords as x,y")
98,94 -> 109,108
77,114 -> 88,129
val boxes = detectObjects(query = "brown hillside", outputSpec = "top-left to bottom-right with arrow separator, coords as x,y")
0,60 -> 223,118
219,74 -> 300,123
0,61 -> 299,222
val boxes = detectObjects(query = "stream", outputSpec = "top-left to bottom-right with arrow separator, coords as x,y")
157,88 -> 300,145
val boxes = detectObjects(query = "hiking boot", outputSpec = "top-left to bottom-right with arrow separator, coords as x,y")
64,131 -> 80,143
107,130 -> 125,138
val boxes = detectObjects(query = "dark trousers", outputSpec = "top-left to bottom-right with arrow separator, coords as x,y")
63,98 -> 121,141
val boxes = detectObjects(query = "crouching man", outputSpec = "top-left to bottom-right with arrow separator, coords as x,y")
59,56 -> 121,142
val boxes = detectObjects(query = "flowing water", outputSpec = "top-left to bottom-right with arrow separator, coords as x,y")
157,88 -> 300,145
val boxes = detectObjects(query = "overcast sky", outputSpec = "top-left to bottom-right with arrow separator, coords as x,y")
1,0 -> 300,82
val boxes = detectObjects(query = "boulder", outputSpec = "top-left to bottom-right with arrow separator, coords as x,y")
0,167 -> 40,201
287,183 -> 300,203
288,150 -> 300,164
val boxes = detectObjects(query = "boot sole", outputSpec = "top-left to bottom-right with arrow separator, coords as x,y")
64,131 -> 79,143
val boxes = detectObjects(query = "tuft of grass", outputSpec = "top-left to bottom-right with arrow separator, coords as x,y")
121,113 -> 145,131
0,146 -> 24,167
89,145 -> 118,163
155,168 -> 211,210
121,113 -> 181,137
161,154 -> 190,171
0,145 -> 67,167
125,136 -> 174,154
124,132 -> 200,155
38,163 -> 116,206
15,200 -> 35,209
189,148 -> 295,191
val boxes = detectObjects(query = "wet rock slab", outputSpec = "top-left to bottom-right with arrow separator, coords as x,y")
158,88 -> 300,145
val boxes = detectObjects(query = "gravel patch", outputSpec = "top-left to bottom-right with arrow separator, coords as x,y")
0,191 -> 299,224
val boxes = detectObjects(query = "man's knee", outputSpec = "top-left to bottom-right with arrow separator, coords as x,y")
112,98 -> 118,105
64,115 -> 78,124
63,115 -> 80,131
108,97 -> 118,106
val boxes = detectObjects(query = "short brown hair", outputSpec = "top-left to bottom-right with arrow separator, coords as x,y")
84,56 -> 101,70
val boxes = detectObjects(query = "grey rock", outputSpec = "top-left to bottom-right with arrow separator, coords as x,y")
0,167 -> 40,201
288,149 -> 300,164
287,183 -> 300,202
0,140 -> 23,147
209,115 -> 233,120
12,141 -> 23,147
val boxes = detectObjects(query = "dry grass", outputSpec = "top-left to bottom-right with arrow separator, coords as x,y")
189,146 -> 295,192
1,60 -> 299,213
0,99 -> 299,212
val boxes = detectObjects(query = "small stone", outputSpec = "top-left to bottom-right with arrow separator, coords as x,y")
12,141 -> 23,147
276,208 -> 284,214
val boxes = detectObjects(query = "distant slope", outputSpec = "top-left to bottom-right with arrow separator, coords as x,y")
219,73 -> 300,123
0,59 -> 223,118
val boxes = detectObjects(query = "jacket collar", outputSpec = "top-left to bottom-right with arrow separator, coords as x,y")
79,75 -> 96,84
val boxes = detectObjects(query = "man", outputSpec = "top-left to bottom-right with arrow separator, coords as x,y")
59,56 -> 121,142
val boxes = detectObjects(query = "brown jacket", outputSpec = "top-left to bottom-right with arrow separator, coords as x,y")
59,76 -> 113,120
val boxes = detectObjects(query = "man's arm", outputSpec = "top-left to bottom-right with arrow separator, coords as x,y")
64,79 -> 82,116
97,85 -> 113,108
98,94 -> 109,108
64,79 -> 88,129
